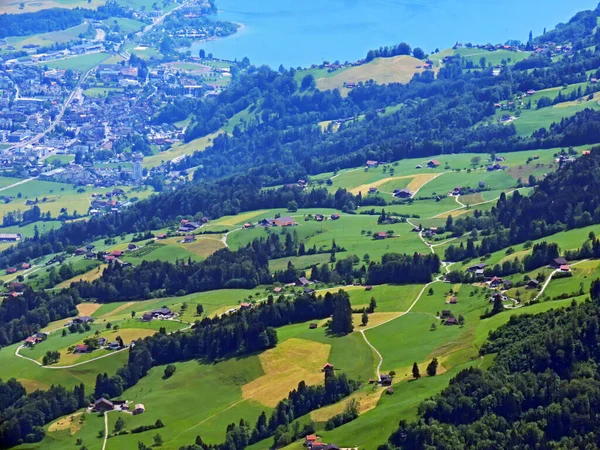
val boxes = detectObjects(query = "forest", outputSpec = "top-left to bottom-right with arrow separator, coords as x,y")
381,288 -> 600,449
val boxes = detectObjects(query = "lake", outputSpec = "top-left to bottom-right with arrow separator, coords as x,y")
192,0 -> 598,68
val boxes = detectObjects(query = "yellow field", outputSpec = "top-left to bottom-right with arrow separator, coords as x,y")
310,388 -> 384,422
48,413 -> 83,434
143,131 -> 222,168
242,338 -> 331,407
161,236 -> 226,258
216,210 -> 269,227
406,173 -> 443,193
498,249 -> 530,265
317,55 -> 439,92
353,312 -> 403,330
17,378 -> 50,393
56,264 -> 106,288
76,302 -> 101,316
349,176 -> 412,195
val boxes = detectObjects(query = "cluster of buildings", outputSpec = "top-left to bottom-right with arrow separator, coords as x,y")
92,397 -> 145,415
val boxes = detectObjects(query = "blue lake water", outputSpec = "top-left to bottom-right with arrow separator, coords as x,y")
192,0 -> 598,68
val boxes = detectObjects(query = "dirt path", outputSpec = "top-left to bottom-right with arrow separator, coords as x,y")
101,410 -> 113,450
430,188 -> 520,219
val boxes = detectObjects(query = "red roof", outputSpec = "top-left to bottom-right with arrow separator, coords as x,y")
112,250 -> 124,256
306,435 -> 317,442
323,363 -> 334,369
560,265 -> 570,271
25,336 -> 36,343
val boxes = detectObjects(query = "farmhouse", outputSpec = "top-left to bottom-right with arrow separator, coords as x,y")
93,398 -> 114,413
133,404 -> 145,415
296,277 -> 312,287
427,160 -> 440,168
75,248 -> 86,255
330,213 -> 340,220
178,221 -> 201,233
393,188 -> 412,198
240,302 -> 251,310
5,267 -> 16,274
0,233 -> 21,242
142,307 -> 174,321
527,279 -> 540,289
108,341 -> 121,350
274,216 -> 297,227
315,214 -> 324,221
322,363 -> 334,372
369,187 -> 378,194
24,336 -> 37,347
365,160 -> 379,168
489,276 -> 503,288
75,344 -> 90,353
560,264 -> 571,273
551,258 -> 568,268
374,231 -> 387,240
467,263 -> 486,273
183,235 -> 196,243
309,323 -> 318,329
445,317 -> 459,326
380,374 -> 393,386
73,316 -> 94,324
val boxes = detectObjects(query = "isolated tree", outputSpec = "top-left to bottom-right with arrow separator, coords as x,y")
164,365 -> 176,378
427,358 -> 439,376
114,417 -> 125,432
361,309 -> 369,326
199,49 -> 206,59
301,74 -> 315,90
153,433 -> 163,446
412,362 -> 421,379
131,311 -> 136,318
196,304 -> 204,316
368,297 -> 377,313
428,287 -> 434,295
287,200 -> 298,212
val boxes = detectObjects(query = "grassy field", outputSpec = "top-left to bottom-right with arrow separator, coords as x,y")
316,55 -> 438,93
0,0 -> 104,13
45,52 -> 111,72
102,17 -> 145,33
142,131 -> 221,168
83,87 -> 124,98
453,48 -> 531,66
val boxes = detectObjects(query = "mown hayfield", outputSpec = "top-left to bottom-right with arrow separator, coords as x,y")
143,131 -> 222,168
453,48 -> 531,66
242,338 -> 331,407
316,55 -> 439,92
